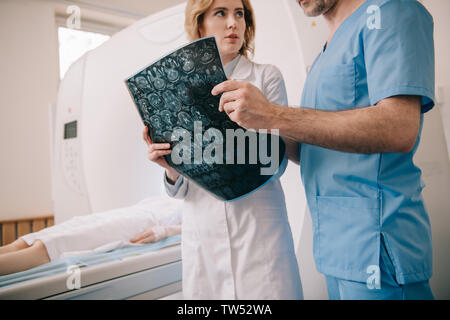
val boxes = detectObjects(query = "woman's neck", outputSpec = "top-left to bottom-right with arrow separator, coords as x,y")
222,52 -> 240,66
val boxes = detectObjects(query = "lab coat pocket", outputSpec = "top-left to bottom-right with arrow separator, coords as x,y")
315,195 -> 380,281
317,63 -> 356,110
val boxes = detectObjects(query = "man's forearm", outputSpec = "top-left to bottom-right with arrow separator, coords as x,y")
211,80 -> 421,154
284,136 -> 300,165
271,96 -> 421,154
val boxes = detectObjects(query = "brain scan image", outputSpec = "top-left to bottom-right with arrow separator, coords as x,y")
135,76 -> 151,90
126,37 -> 285,201
147,93 -> 163,108
190,106 -> 210,127
162,131 -> 173,142
177,111 -> 194,131
162,90 -> 181,112
178,49 -> 196,73
205,64 -> 226,85
200,49 -> 214,64
160,110 -> 176,126
175,82 -> 194,105
163,57 -> 180,82
149,115 -> 163,131
188,73 -> 209,97
147,67 -> 166,90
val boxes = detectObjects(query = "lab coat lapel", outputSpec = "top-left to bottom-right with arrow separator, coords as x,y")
230,56 -> 253,81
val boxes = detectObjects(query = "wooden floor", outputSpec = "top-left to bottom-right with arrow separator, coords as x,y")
0,215 -> 54,246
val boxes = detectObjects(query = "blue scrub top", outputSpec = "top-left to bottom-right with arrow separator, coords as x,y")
300,0 -> 434,284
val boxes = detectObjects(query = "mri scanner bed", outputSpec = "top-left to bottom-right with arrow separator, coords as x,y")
0,236 -> 182,300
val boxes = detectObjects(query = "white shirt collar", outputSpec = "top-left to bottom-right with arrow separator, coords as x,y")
224,55 -> 241,77
228,55 -> 253,81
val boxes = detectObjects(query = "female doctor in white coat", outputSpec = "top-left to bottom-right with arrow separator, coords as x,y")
143,0 -> 303,300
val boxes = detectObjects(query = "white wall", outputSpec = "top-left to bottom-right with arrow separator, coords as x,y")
416,0 -> 450,300
422,0 -> 450,160
0,0 -> 59,220
0,0 -> 185,221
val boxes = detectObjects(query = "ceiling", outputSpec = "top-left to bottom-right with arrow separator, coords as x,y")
49,0 -> 186,33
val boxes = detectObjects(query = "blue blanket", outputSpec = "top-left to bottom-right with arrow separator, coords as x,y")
0,235 -> 181,288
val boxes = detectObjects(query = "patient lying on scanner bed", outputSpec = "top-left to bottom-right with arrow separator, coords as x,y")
0,196 -> 182,275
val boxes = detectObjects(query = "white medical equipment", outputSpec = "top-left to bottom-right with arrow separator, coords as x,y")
48,0 -> 318,300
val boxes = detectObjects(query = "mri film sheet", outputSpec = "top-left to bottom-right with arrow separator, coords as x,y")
126,37 -> 285,201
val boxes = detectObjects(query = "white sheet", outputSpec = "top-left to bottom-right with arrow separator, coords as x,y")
21,196 -> 182,261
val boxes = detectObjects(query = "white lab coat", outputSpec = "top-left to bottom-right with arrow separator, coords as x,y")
165,56 -> 303,300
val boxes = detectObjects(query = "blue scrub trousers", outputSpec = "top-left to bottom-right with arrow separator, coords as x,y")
325,239 -> 434,300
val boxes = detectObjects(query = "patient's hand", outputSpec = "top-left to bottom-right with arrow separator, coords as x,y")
130,225 -> 181,244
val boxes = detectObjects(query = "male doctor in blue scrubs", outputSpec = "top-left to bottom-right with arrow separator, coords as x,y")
212,0 -> 435,299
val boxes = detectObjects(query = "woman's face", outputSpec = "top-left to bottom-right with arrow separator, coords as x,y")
199,0 -> 246,65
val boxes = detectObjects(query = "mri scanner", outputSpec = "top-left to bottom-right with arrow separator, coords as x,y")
1,0 -> 449,299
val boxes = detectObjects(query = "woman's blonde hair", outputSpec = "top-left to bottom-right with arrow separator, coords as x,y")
185,0 -> 255,58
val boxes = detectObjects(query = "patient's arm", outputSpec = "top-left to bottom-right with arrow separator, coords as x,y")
130,225 -> 181,244
0,223 -> 181,275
